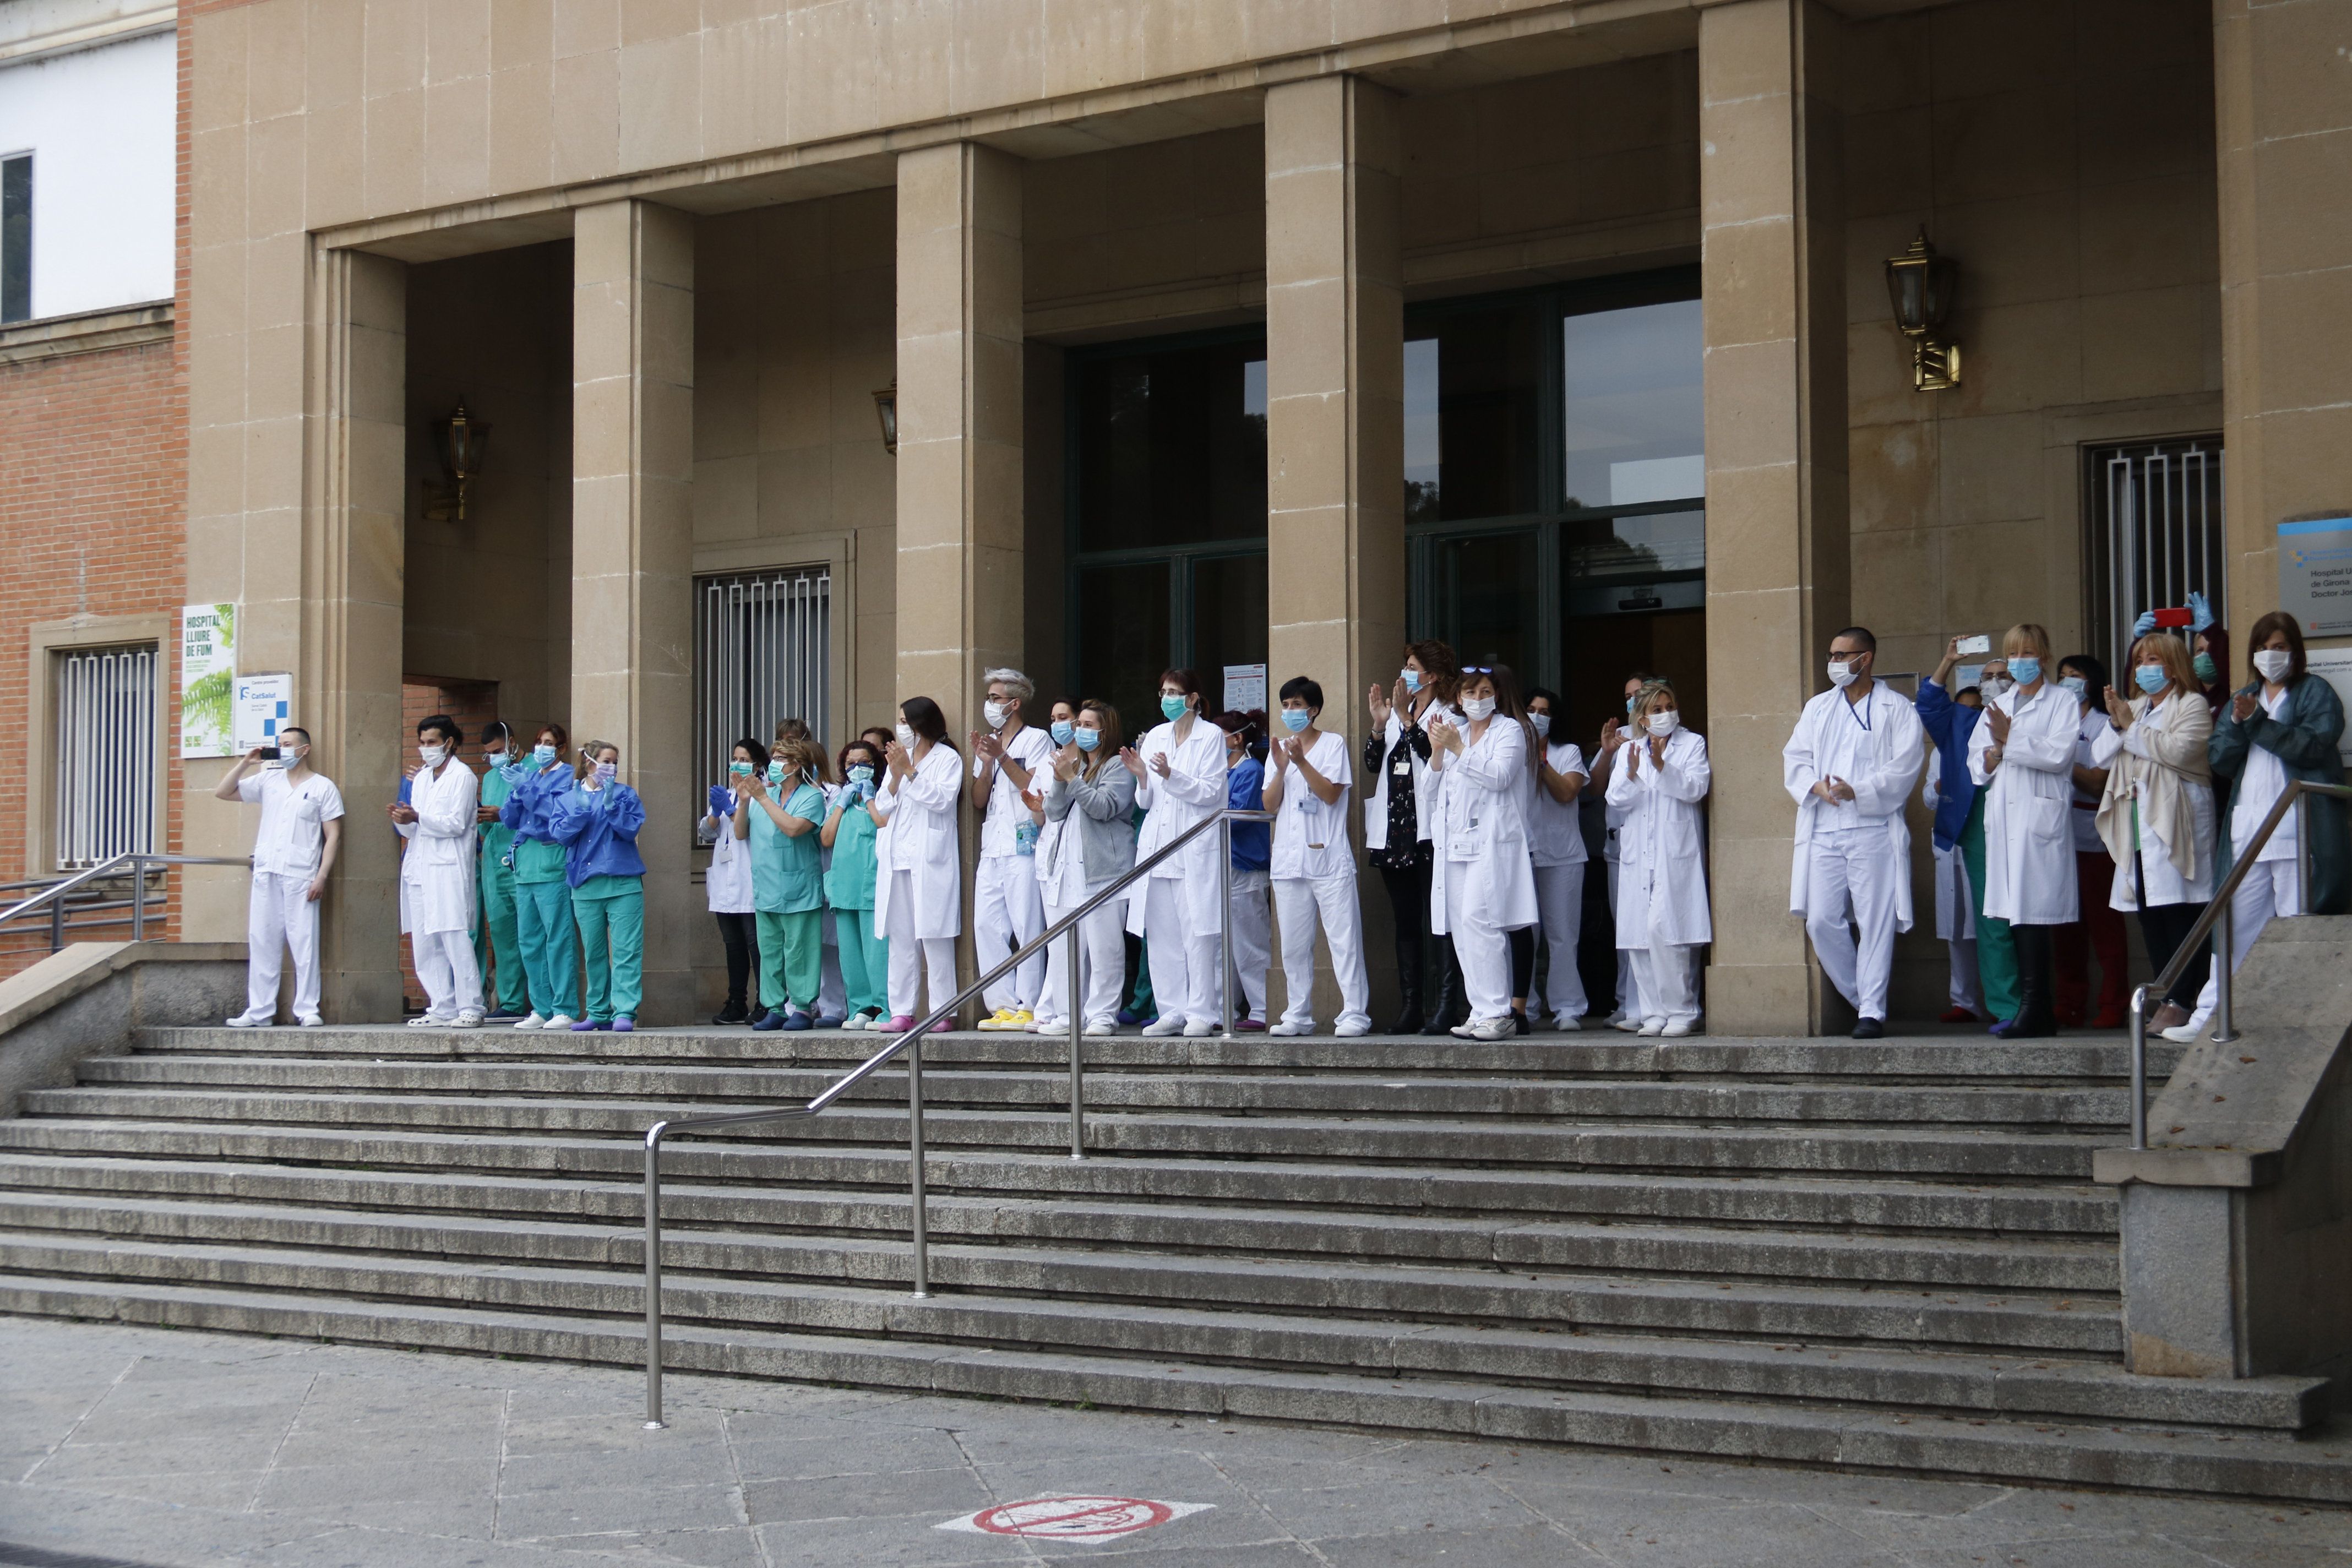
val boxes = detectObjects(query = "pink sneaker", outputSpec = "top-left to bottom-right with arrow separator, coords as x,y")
928,1016 -> 954,1033
884,1015 -> 917,1033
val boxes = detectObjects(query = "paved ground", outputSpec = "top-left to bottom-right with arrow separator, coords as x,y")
3,1319 -> 2345,1568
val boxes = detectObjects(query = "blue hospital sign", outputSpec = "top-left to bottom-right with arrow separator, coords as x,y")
2280,516 -> 2352,638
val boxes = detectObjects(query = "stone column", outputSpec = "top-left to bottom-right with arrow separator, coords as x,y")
300,247 -> 409,1022
1697,0 -> 1847,1036
2214,0 -> 2352,638
571,198 -> 696,1022
1263,75 -> 1405,1022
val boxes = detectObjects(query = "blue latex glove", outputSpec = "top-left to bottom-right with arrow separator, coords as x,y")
2187,589 -> 2214,633
2131,609 -> 2157,640
707,783 -> 733,817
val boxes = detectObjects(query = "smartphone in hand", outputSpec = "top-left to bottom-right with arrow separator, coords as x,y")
1955,634 -> 1991,657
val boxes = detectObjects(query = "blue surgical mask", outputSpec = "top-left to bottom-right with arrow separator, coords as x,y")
1280,709 -> 1311,733
533,744 -> 557,766
767,760 -> 786,783
2010,656 -> 2043,687
2135,665 -> 2168,695
1075,727 -> 1101,752
729,760 -> 753,777
1160,695 -> 1187,722
1049,721 -> 1074,745
1401,668 -> 1422,694
2059,675 -> 2087,700
1625,696 -> 1636,717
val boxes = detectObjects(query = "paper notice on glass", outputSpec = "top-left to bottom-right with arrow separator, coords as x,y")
179,603 -> 237,758
1223,663 -> 1267,715
2305,649 -> 2352,763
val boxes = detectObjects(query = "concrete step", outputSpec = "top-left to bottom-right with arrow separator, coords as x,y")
0,1151 -> 2122,1236
4,1271 -> 2344,1501
15,1090 -> 2111,1177
77,1053 -> 2135,1127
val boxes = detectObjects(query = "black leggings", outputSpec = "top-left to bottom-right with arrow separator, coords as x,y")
713,911 -> 760,1010
2135,897 -> 2213,1010
1377,858 -> 1435,995
1509,927 -> 1534,1006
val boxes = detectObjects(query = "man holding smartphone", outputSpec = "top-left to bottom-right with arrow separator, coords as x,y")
215,728 -> 345,1026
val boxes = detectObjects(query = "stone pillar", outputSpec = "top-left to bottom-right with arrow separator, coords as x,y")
300,248 -> 410,1022
1697,0 -> 1847,1036
571,198 -> 696,1023
1264,75 -> 1405,1021
2214,0 -> 2352,638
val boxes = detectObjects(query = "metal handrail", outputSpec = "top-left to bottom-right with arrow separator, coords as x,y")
0,853 -> 251,948
639,801 -> 1276,1428
2127,778 -> 2352,1148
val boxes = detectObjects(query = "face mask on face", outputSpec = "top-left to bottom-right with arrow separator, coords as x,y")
592,760 -> 617,785
1625,695 -> 1637,717
1827,659 -> 1859,689
766,760 -> 787,784
1049,721 -> 1074,745
2255,649 -> 2293,683
1461,696 -> 1497,722
1980,674 -> 2013,700
418,743 -> 448,767
1280,708 -> 1311,733
983,700 -> 1009,730
1529,711 -> 1552,738
276,744 -> 307,769
1074,726 -> 1101,752
484,748 -> 507,767
2192,652 -> 2219,683
2135,665 -> 2168,695
1645,710 -> 1680,738
2009,656 -> 2043,687
894,722 -> 916,749
1400,668 -> 1422,694
1160,694 -> 1188,722
847,764 -> 875,787
729,760 -> 753,777
2059,675 -> 2087,700
533,744 -> 557,767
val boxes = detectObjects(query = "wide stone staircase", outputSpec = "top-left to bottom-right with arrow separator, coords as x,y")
2,1023 -> 2348,1500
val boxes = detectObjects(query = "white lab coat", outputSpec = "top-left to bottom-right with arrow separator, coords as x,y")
1781,682 -> 1926,932
398,760 -> 480,937
1428,717 -> 1539,935
1361,702 -> 1461,852
1605,727 -> 1713,946
702,785 -> 756,914
873,742 -> 963,941
1966,682 -> 2081,926
1126,716 -> 1230,940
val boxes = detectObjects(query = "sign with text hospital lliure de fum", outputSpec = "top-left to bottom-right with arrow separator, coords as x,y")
178,603 -> 236,758
2280,516 -> 2352,639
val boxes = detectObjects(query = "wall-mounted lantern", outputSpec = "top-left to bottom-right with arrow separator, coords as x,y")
873,380 -> 898,455
1883,227 -> 1960,392
422,400 -> 491,521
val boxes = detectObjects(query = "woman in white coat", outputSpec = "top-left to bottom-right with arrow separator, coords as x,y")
392,714 -> 484,1027
1427,666 -> 1540,1042
1605,681 -> 1712,1036
2093,631 -> 2215,1032
873,696 -> 963,1033
1262,676 -> 1371,1037
1124,668 -> 1232,1038
1523,687 -> 1591,1031
1966,623 -> 2080,1038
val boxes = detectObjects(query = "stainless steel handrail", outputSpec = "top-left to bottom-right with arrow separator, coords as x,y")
0,853 -> 251,948
2126,778 -> 2351,1148
639,802 -> 1276,1428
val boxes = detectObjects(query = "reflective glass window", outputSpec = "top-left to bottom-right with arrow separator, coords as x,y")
1075,339 -> 1267,552
1560,297 -> 1703,512
1402,300 -> 1543,524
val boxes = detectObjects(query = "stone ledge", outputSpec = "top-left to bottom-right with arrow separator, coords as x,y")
2092,1145 -> 2278,1189
0,301 -> 175,366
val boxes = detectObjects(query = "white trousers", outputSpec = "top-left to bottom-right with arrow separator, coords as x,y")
974,855 -> 1046,1012
245,870 -> 321,1020
2185,857 -> 2301,1031
1443,871 -> 1512,1023
412,928 -> 483,1017
884,869 -> 960,1021
1272,874 -> 1370,1031
1606,857 -> 1632,1016
1804,824 -> 1902,1022
1038,892 -> 1128,1029
1626,938 -> 1702,1028
1531,861 -> 1588,1023
1142,879 -> 1220,1028
1228,868 -> 1271,1021
1948,937 -> 1981,1013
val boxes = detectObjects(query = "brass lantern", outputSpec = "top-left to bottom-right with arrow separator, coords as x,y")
873,380 -> 898,455
423,400 -> 491,521
1883,227 -> 1960,392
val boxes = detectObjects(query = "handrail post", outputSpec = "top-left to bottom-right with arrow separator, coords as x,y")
2127,984 -> 2150,1151
643,1123 -> 668,1429
1067,925 -> 1085,1160
132,857 -> 145,942
907,1032 -> 929,1298
1218,814 -> 1235,1041
2212,895 -> 2236,1044
50,892 -> 63,952
2297,788 -> 2313,922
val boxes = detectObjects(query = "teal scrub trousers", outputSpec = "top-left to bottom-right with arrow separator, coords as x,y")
574,876 -> 646,1022
515,876 -> 582,1021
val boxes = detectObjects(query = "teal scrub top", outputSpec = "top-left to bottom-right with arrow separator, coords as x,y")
824,798 -> 881,911
750,784 -> 827,913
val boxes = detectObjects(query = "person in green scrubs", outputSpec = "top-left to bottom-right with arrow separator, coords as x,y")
744,737 -> 827,1031
552,740 -> 648,1032
472,720 -> 531,1020
498,724 -> 582,1030
823,737 -> 889,1028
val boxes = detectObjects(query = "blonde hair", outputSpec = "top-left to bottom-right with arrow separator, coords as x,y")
1630,678 -> 1678,725
2130,631 -> 2199,697
2001,623 -> 2054,662
573,739 -> 618,781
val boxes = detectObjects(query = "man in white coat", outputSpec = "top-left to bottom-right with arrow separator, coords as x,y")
1782,627 -> 1925,1039
970,669 -> 1054,1030
391,714 -> 485,1027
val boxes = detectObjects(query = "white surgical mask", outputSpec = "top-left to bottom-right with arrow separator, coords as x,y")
983,700 -> 1009,729
1529,712 -> 1552,738
1461,696 -> 1496,722
418,744 -> 447,767
1980,674 -> 2013,699
1645,710 -> 1680,737
1827,659 -> 1858,689
2254,649 -> 2291,683
895,722 -> 916,748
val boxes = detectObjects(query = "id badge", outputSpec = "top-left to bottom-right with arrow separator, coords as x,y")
1392,756 -> 1410,778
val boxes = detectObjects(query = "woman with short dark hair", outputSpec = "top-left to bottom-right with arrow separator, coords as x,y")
1263,676 -> 1370,1036
875,696 -> 964,1032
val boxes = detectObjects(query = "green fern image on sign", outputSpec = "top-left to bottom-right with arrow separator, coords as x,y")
184,668 -> 231,744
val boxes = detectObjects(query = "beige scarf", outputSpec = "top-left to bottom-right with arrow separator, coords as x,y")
2095,691 -> 2212,880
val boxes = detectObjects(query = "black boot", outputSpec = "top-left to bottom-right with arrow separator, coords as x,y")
1421,938 -> 1467,1035
712,1000 -> 748,1025
1386,979 -> 1423,1037
1997,926 -> 2059,1038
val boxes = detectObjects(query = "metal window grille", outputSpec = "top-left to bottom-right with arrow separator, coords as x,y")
55,644 -> 157,870
693,566 -> 831,827
2088,438 -> 2224,677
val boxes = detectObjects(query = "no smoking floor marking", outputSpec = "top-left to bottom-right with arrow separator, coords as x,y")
938,1495 -> 1215,1543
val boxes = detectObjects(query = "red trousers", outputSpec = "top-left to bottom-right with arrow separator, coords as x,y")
2052,849 -> 2127,1026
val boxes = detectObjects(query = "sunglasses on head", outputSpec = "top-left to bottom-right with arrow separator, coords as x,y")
1460,665 -> 1495,676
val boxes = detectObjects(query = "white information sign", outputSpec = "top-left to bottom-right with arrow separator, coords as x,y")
178,603 -> 236,758
230,672 -> 295,755
2304,647 -> 2352,764
1222,663 -> 1267,715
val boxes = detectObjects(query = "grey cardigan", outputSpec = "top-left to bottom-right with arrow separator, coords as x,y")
1043,763 -> 1138,886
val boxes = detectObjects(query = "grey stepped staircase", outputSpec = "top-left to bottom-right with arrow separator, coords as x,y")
2,1025 -> 2347,1501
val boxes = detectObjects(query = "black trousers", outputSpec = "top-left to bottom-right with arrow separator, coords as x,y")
713,911 -> 760,1010
1509,927 -> 1535,1006
2134,894 -> 2212,1010
1377,859 -> 1436,998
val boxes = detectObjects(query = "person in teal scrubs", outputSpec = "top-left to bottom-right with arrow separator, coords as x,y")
743,736 -> 827,1031
552,739 -> 647,1032
498,724 -> 582,1030
472,721 -> 530,1020
823,736 -> 889,1028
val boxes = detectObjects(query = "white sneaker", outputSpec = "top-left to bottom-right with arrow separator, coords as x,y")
1469,1016 -> 1516,1042
545,1014 -> 578,1031
513,1012 -> 547,1031
1610,1016 -> 1642,1033
1267,1020 -> 1310,1037
455,1010 -> 486,1028
1084,1021 -> 1116,1037
1637,1019 -> 1665,1037
2160,1023 -> 2201,1044
1182,1019 -> 1215,1038
297,1014 -> 324,1027
1334,1018 -> 1371,1038
407,1015 -> 449,1028
1661,1020 -> 1697,1038
1449,1022 -> 1476,1038
1141,1015 -> 1185,1037
225,1011 -> 269,1028
1553,1015 -> 1583,1033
